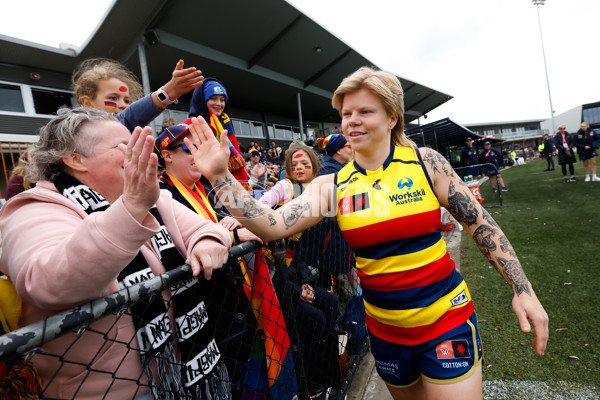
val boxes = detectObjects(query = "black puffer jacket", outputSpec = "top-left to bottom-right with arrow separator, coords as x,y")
553,131 -> 576,165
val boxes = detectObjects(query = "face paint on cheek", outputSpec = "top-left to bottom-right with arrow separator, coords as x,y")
119,86 -> 128,92
305,165 -> 312,170
104,101 -> 117,110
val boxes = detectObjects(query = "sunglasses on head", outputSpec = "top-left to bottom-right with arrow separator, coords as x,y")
167,143 -> 195,154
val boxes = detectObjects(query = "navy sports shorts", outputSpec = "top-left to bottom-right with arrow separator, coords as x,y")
579,151 -> 597,161
369,312 -> 483,387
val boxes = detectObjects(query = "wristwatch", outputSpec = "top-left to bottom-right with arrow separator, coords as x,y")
156,87 -> 178,105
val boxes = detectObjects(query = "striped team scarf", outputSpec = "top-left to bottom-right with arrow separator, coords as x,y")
162,172 -> 218,223
207,112 -> 249,188
52,172 -> 230,399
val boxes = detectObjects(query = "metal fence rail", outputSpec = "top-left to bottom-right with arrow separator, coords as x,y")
0,239 -> 368,400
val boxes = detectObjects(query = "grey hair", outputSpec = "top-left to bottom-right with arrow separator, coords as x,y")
26,107 -> 119,182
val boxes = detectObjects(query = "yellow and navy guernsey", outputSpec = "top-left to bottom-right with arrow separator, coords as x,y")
335,146 -> 474,345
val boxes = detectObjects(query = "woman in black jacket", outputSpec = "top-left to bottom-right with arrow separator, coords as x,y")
554,125 -> 577,182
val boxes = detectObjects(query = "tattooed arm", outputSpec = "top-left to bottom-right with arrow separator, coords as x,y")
184,116 -> 333,242
419,147 -> 549,356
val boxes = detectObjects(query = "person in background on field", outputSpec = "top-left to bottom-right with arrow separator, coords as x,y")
573,122 -> 600,182
553,125 -> 577,183
479,141 -> 508,192
461,137 -> 479,177
72,58 -> 203,132
542,133 -> 555,171
186,66 -> 548,400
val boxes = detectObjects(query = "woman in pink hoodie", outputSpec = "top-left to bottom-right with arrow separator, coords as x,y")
0,108 -> 232,399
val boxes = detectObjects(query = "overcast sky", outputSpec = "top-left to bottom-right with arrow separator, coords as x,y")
2,0 -> 599,126
288,0 -> 600,125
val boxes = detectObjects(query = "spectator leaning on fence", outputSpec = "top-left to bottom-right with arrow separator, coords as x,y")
258,141 -> 339,396
184,66 -> 549,400
154,121 -> 263,385
0,108 -> 232,399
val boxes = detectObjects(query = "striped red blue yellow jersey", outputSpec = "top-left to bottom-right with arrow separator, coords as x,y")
335,146 -> 474,345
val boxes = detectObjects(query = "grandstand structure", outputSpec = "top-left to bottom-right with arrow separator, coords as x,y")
0,0 -> 452,197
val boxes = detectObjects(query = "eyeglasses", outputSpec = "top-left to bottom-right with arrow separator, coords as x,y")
166,143 -> 194,154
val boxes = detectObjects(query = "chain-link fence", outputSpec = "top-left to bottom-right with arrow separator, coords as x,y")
1,236 -> 368,400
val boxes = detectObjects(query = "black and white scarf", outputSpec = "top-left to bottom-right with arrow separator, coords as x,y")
53,173 -> 230,399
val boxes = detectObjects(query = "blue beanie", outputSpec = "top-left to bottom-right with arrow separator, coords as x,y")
203,80 -> 228,104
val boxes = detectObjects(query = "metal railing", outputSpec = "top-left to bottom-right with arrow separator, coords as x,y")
1,239 -> 367,400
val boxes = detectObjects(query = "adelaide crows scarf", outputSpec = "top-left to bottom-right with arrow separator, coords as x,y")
52,172 -> 230,399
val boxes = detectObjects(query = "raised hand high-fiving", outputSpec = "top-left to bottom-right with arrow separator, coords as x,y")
184,116 -> 231,181
120,126 -> 160,222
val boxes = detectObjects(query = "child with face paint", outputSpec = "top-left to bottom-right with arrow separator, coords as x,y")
72,57 -> 204,132
257,141 -> 319,209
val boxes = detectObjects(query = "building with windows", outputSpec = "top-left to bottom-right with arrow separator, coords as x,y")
465,119 -> 546,151
0,0 -> 452,197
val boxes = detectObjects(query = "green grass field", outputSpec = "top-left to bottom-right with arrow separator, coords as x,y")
459,159 -> 600,393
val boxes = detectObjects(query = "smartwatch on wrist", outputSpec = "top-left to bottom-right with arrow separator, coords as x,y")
156,87 -> 178,105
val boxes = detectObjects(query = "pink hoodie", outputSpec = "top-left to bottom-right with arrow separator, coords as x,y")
0,181 -> 231,399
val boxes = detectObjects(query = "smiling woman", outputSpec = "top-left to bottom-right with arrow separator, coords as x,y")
0,107 -> 233,399
185,65 -> 549,400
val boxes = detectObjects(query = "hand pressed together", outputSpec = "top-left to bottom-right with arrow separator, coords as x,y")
120,126 -> 159,222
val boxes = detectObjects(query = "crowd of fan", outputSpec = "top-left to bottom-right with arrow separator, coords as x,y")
0,58 -> 360,400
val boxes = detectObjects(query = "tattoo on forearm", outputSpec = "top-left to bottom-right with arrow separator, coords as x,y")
213,176 -> 233,190
472,224 -> 497,258
495,257 -> 531,296
268,214 -> 277,226
499,235 -> 518,258
481,208 -> 500,228
422,149 -> 454,177
280,202 -> 310,230
229,190 -> 266,219
447,181 -> 479,226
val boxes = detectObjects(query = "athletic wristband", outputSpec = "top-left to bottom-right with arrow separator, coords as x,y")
156,87 -> 178,105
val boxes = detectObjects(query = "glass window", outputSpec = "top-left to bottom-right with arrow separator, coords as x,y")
31,88 -> 74,115
583,107 -> 600,125
516,127 -> 525,132
292,127 -> 302,141
0,83 -> 25,112
251,122 -> 265,138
